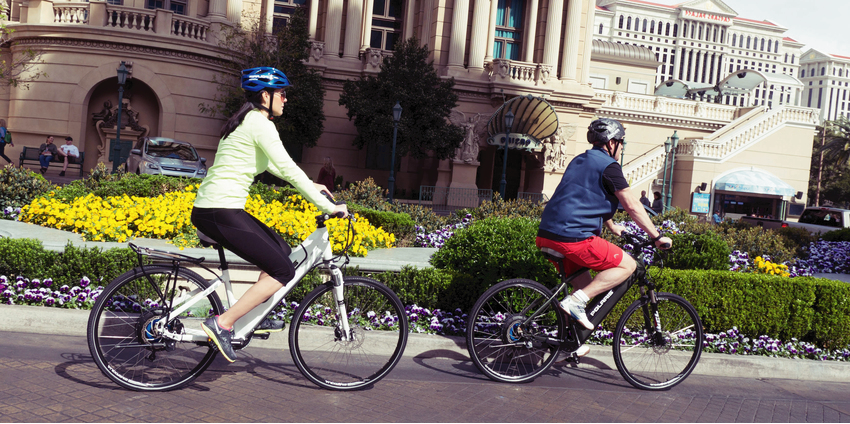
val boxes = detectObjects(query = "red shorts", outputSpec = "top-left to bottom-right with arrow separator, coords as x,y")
536,236 -> 625,276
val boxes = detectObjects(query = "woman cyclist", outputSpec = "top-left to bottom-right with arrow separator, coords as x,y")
193,67 -> 348,362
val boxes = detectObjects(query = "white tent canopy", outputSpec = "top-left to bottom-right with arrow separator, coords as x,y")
714,169 -> 796,197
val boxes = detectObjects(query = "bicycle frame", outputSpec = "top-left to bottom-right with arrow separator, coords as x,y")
137,215 -> 349,345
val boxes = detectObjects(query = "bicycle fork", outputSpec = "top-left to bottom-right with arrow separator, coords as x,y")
328,265 -> 353,341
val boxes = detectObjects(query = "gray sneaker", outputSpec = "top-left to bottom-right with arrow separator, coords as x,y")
202,317 -> 237,362
254,318 -> 285,334
560,296 -> 594,330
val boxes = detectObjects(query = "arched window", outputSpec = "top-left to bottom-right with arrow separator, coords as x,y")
785,53 -> 788,63
822,67 -> 826,76
732,33 -> 736,46
650,20 -> 655,33
665,22 -> 670,36
760,38 -> 765,51
767,39 -> 772,52
673,24 -> 678,37
746,36 -> 751,49
599,23 -> 604,34
642,19 -> 647,32
627,16 -> 632,30
690,24 -> 695,38
493,0 -> 524,60
840,69 -> 844,77
740,35 -> 744,48
801,69 -> 805,78
698,24 -> 703,40
619,15 -> 624,29
791,54 -> 795,64
682,23 -> 688,37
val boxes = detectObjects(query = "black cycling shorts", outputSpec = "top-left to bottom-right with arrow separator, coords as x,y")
191,207 -> 294,285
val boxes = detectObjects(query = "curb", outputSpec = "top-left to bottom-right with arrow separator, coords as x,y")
3,304 -> 848,383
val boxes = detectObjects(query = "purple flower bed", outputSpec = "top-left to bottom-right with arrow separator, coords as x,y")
1,275 -> 102,309
414,214 -> 473,248
794,241 -> 850,274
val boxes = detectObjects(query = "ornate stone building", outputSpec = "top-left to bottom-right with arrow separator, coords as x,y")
1,0 -> 820,218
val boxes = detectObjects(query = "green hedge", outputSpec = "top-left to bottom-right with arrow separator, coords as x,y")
348,204 -> 416,238
0,238 -> 140,288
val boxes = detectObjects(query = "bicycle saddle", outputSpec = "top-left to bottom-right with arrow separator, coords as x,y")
196,230 -> 219,247
539,247 -> 565,261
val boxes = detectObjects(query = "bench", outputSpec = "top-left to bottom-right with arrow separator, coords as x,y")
19,146 -> 85,177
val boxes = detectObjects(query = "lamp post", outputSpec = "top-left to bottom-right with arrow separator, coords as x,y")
387,101 -> 402,202
500,109 -> 515,199
815,122 -> 829,206
112,61 -> 129,173
666,130 -> 679,210
661,136 -> 671,212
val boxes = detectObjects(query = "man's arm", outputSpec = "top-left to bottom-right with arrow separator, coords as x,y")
615,186 -> 671,248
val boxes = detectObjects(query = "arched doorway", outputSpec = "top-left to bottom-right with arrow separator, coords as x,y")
84,78 -> 160,171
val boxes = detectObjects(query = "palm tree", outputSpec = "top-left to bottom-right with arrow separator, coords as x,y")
822,117 -> 850,167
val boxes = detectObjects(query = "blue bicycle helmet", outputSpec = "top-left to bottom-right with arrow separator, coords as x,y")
241,67 -> 291,92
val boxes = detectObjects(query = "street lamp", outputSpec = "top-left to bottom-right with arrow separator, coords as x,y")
667,130 -> 679,210
661,136 -> 671,212
112,61 -> 129,173
815,122 -> 830,206
500,109 -> 515,199
387,101 -> 402,202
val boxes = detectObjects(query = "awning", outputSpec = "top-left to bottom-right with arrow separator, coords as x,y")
714,169 -> 795,196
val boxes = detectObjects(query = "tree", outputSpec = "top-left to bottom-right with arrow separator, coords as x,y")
200,6 -> 325,150
809,119 -> 850,206
338,37 -> 464,160
821,117 -> 850,167
0,3 -> 47,88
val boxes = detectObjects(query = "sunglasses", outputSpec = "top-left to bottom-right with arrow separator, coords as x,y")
274,91 -> 286,99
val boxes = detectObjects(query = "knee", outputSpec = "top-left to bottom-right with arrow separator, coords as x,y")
620,255 -> 637,274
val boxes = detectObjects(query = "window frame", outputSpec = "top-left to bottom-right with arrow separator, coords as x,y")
369,0 -> 404,51
493,0 -> 524,60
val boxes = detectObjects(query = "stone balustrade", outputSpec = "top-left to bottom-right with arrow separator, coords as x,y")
595,90 -> 738,121
53,2 -> 88,24
171,14 -> 209,41
488,59 -> 552,86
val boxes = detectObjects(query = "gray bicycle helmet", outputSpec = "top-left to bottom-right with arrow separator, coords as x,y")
587,118 -> 625,145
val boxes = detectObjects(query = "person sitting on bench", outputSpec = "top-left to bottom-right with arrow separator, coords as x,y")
38,136 -> 58,174
57,136 -> 80,177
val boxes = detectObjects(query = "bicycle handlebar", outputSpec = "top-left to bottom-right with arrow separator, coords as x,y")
620,232 -> 671,250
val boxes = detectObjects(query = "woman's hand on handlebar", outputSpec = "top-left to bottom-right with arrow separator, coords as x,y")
655,236 -> 673,250
332,203 -> 348,219
314,183 -> 334,200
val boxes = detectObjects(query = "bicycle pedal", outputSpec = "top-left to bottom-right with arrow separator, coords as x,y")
253,332 -> 271,340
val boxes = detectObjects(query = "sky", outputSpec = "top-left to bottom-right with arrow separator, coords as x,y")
651,0 -> 848,55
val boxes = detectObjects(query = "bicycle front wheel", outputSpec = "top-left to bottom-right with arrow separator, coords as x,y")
466,279 -> 565,383
87,265 -> 224,391
613,292 -> 703,390
289,276 -> 408,390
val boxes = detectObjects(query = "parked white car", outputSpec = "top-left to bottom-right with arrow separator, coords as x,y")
126,137 -> 207,179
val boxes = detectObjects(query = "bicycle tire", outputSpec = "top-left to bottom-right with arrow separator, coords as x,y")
612,292 -> 704,390
466,279 -> 565,383
289,276 -> 408,390
87,265 -> 224,391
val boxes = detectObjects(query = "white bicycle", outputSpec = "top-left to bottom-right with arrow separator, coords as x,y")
86,209 -> 409,391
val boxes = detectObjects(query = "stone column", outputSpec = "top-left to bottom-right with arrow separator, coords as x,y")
448,0 -> 470,68
207,0 -> 226,19
361,0 -> 375,50
579,0 -> 594,84
263,0 -> 274,33
325,0 -> 344,58
404,0 -> 415,40
420,0 -> 434,45
308,0 -> 319,39
484,0 -> 498,62
560,0 -> 582,81
522,0 -> 538,63
343,0 -> 364,58
542,0 -> 564,69
672,46 -> 682,80
467,0 -> 490,69
226,0 -> 242,24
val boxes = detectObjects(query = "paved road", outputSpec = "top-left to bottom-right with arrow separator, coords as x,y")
2,332 -> 849,423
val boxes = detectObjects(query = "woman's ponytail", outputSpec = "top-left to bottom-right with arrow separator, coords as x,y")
219,90 -> 265,140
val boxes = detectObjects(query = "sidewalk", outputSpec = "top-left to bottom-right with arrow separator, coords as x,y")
2,218 -> 850,383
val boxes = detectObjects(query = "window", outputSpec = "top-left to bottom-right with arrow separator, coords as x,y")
370,0 -> 403,50
650,20 -> 655,34
642,19 -> 647,32
599,23 -> 603,34
732,33 -> 736,46
619,15 -> 624,29
665,23 -> 670,36
673,24 -> 677,37
767,39 -> 772,52
627,16 -> 632,30
746,36 -> 751,49
822,67 -> 827,76
146,0 -> 187,14
493,0 -> 523,60
760,38 -> 765,51
801,69 -> 805,78
271,0 -> 307,33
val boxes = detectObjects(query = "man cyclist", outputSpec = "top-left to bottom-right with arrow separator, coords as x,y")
536,118 -> 672,356
193,67 -> 347,362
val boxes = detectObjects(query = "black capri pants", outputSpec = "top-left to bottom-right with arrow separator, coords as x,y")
191,207 -> 295,285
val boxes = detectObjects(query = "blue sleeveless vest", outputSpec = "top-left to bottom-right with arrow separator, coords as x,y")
539,147 -> 620,239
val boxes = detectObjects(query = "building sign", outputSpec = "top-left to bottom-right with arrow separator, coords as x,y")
691,192 -> 710,214
488,134 -> 544,152
680,9 -> 732,25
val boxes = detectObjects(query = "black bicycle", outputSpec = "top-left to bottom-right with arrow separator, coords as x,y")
466,232 -> 704,390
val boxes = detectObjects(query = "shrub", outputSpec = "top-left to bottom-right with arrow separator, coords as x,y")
430,217 -> 557,311
391,202 -> 447,233
774,226 -> 820,257
822,227 -> 850,242
0,238 -> 139,289
249,182 -> 299,205
53,164 -> 198,201
665,231 -> 731,270
0,165 -> 55,218
719,226 -> 794,264
461,195 -> 545,221
348,204 -> 415,239
336,177 -> 388,210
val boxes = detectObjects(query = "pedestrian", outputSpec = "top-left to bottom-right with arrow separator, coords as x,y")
713,210 -> 722,224
317,156 -> 336,190
0,119 -> 12,164
192,67 -> 347,362
57,136 -> 80,176
38,136 -> 58,174
651,191 -> 663,214
639,190 -> 650,208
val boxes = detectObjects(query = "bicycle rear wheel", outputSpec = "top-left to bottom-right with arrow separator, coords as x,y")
466,279 -> 565,383
87,265 -> 224,391
289,276 -> 408,390
613,292 -> 703,390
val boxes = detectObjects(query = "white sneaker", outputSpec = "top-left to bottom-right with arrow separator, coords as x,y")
560,296 -> 595,330
574,344 -> 590,357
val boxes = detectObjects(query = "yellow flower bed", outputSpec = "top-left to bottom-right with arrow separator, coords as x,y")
753,256 -> 790,278
18,188 -> 394,256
